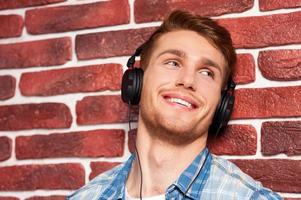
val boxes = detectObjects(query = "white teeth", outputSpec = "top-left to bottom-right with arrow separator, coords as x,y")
168,98 -> 192,108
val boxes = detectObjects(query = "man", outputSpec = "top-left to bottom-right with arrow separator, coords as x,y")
67,10 -> 282,200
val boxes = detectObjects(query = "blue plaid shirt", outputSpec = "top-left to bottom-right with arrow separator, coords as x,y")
67,148 -> 282,200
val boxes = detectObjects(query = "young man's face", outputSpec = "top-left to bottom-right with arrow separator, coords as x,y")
139,30 -> 226,145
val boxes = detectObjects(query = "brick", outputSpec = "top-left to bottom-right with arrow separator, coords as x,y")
76,27 -> 156,60
261,121 -> 301,156
20,64 -> 122,96
16,129 -> 125,159
233,54 -> 255,84
232,86 -> 301,119
25,0 -> 129,34
219,11 -> 301,48
0,75 -> 15,100
0,0 -> 65,10
25,196 -> 65,200
0,163 -> 84,190
0,15 -> 23,38
0,103 -> 72,131
89,162 -> 120,180
0,136 -> 12,161
258,49 -> 301,81
0,37 -> 71,69
134,0 -> 253,23
0,197 -> 19,200
78,11 -> 301,54
259,0 -> 301,11
207,125 -> 257,155
232,159 -> 301,193
76,95 -> 128,125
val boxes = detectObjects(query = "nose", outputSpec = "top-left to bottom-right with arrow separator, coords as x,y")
175,67 -> 196,91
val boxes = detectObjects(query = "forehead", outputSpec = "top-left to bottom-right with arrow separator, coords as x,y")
151,30 -> 226,71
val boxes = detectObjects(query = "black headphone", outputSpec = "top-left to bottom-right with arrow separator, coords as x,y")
121,45 -> 236,137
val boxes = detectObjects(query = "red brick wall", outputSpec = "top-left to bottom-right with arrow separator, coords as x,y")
0,0 -> 300,199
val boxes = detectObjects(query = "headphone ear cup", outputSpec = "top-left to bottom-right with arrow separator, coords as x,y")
121,68 -> 144,105
209,90 -> 235,137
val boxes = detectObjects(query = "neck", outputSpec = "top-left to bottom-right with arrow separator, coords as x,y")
126,119 -> 207,197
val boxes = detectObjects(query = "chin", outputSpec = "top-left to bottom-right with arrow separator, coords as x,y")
152,115 -> 207,145
160,111 -> 204,130
159,126 -> 205,145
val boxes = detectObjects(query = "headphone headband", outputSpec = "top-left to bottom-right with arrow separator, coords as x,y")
127,44 -> 145,68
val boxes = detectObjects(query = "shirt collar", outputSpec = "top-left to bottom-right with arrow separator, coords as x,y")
170,147 -> 212,199
101,154 -> 135,199
104,148 -> 211,200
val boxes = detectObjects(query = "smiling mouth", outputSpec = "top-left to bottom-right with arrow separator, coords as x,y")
163,96 -> 197,109
168,97 -> 192,108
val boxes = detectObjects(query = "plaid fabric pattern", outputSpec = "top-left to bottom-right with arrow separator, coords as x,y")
67,148 -> 282,200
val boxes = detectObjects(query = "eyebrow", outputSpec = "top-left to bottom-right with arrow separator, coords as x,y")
201,58 -> 222,73
157,48 -> 223,73
157,49 -> 186,59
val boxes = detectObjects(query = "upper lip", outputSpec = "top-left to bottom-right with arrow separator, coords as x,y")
161,91 -> 199,109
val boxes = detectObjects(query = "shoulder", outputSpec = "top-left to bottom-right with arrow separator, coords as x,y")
203,155 -> 282,199
210,155 -> 260,189
66,163 -> 124,200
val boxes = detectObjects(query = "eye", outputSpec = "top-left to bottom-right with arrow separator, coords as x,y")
164,60 -> 180,69
199,69 -> 214,78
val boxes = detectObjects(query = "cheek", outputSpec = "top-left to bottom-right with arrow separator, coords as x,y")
140,74 -> 158,103
209,85 -> 220,98
199,83 -> 221,108
143,68 -> 174,90
210,91 -> 222,109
